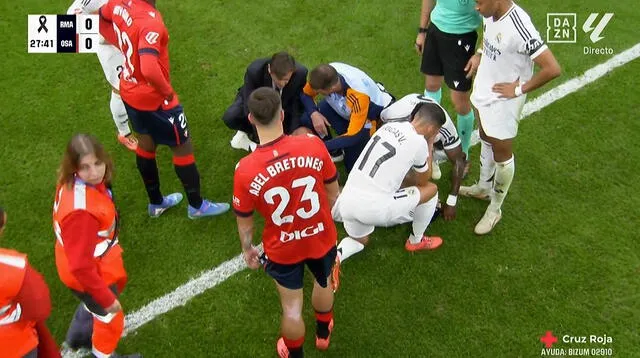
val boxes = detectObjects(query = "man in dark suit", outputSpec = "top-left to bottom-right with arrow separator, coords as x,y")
223,52 -> 309,151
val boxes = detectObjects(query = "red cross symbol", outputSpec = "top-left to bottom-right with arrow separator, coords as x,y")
540,331 -> 558,348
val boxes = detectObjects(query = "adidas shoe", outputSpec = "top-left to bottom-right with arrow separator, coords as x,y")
459,183 -> 491,200
187,200 -> 230,219
431,160 -> 441,180
474,207 -> 502,235
230,131 -> 257,152
148,193 -> 183,218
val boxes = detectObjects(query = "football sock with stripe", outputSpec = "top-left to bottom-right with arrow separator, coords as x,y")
457,110 -> 475,157
479,140 -> 496,191
173,154 -> 203,209
490,156 -> 515,212
336,237 -> 364,263
410,194 -> 439,243
110,91 -> 131,136
135,148 -> 163,205
315,309 -> 333,339
424,88 -> 442,104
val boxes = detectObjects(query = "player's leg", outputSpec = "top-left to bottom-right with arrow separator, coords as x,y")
443,30 -> 478,162
472,100 -> 521,235
224,91 -> 257,151
460,108 -> 495,200
308,246 -> 337,350
265,261 -> 306,358
96,43 -> 137,151
341,128 -> 370,173
421,24 -> 444,103
64,303 -> 93,351
386,184 -> 442,251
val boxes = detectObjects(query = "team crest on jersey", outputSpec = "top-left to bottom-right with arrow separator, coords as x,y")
273,150 -> 278,157
145,31 -> 159,45
495,33 -> 502,44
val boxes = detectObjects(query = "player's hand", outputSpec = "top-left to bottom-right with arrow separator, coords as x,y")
442,204 -> 456,221
105,299 -> 122,314
162,93 -> 180,110
311,111 -> 331,138
464,53 -> 481,79
243,246 -> 261,270
415,32 -> 426,55
492,79 -> 519,99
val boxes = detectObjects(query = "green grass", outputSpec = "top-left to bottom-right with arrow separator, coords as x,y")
1,0 -> 638,357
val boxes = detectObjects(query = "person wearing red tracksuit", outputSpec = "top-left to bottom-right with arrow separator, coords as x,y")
0,207 -> 60,358
53,134 -> 141,358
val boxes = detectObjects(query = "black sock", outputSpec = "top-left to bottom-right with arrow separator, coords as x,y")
136,155 -> 163,205
316,321 -> 330,339
174,163 -> 203,208
288,347 -> 303,358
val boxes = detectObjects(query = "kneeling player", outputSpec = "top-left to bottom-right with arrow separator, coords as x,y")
332,101 -> 446,291
382,94 -> 466,221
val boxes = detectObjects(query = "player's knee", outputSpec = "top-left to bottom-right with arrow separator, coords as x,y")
450,92 -> 471,114
424,76 -> 442,92
282,301 -> 303,321
418,182 -> 438,203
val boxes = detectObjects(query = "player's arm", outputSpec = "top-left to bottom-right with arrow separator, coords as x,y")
300,82 -> 319,114
324,89 -> 370,151
138,25 -> 177,107
233,166 -> 260,269
494,19 -> 561,98
443,144 -> 465,220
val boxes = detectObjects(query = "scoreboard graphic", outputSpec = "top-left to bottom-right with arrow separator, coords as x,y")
28,14 -> 100,53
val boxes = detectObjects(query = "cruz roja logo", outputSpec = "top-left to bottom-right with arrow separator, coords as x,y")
546,13 -> 614,55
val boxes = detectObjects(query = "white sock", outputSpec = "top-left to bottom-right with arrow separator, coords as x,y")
336,237 -> 365,263
479,140 -> 496,191
410,193 -> 438,243
110,91 -> 131,136
489,156 -> 515,212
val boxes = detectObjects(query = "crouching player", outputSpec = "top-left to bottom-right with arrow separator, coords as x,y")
332,100 -> 447,291
233,88 -> 340,357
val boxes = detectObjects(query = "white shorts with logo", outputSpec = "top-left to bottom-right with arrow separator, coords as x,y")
476,96 -> 526,140
332,186 -> 421,238
96,41 -> 124,89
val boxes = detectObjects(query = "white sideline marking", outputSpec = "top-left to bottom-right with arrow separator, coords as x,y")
521,42 -> 640,118
62,43 -> 640,358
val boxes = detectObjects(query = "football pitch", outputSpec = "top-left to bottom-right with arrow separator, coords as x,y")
2,0 -> 639,357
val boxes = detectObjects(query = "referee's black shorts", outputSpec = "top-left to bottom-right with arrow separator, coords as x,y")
420,23 -> 478,92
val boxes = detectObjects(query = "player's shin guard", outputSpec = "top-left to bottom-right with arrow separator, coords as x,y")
457,110 -> 475,157
410,194 -> 439,243
490,156 -> 515,211
173,154 -> 203,209
136,148 -> 163,205
315,309 -> 333,339
479,140 -> 496,191
91,311 -> 124,358
424,88 -> 442,104
110,92 -> 131,136
336,237 -> 364,263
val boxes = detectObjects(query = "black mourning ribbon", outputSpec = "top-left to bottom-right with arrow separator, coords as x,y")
37,15 -> 48,33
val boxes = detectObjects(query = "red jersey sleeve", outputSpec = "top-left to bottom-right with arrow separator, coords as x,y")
314,135 -> 338,183
233,161 -> 255,217
61,211 -> 117,309
98,0 -> 116,23
138,21 -> 166,56
14,264 -> 51,322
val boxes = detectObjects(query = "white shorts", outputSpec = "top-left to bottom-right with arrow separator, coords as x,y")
476,96 -> 526,140
332,186 -> 421,238
96,41 -> 124,89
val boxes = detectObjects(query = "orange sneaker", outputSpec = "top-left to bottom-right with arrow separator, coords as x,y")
331,256 -> 341,293
276,337 -> 289,358
117,134 -> 138,151
315,319 -> 334,351
405,236 -> 443,252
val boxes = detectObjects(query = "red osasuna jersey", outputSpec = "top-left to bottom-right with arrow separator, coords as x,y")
233,135 -> 338,265
99,0 -> 170,110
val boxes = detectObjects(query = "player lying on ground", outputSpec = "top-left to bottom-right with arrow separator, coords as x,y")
331,100 -> 448,292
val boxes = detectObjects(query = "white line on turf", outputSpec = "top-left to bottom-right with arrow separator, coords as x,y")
62,43 -> 640,358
